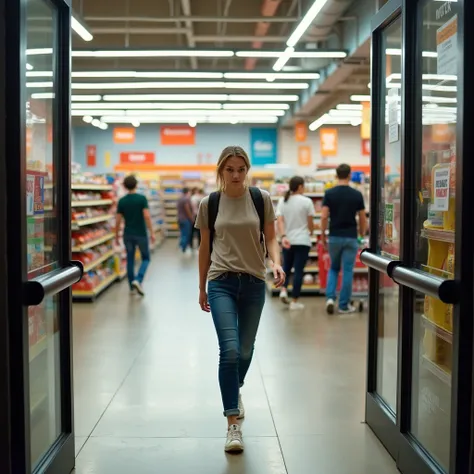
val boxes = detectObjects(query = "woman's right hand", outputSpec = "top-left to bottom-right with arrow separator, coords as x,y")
199,290 -> 211,312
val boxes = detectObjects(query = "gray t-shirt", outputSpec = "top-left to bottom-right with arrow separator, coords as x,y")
195,189 -> 276,281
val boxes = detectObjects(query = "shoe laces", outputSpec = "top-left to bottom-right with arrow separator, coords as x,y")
228,425 -> 241,441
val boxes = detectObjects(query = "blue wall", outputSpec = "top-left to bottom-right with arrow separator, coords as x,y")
72,124 -> 277,173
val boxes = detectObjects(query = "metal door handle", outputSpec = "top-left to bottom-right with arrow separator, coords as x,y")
391,266 -> 459,305
24,261 -> 84,306
360,249 -> 401,277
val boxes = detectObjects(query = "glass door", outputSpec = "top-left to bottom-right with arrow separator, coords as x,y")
0,0 -> 82,473
363,0 -> 474,473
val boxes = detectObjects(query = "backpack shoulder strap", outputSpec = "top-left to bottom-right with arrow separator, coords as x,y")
249,186 -> 265,242
207,191 -> 221,255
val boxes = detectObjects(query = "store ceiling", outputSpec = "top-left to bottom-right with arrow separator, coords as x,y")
26,0 -> 377,128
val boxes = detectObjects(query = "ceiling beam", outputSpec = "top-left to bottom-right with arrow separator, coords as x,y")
82,16 -> 300,23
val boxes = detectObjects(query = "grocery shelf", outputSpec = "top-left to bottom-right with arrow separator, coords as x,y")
421,314 -> 453,344
71,184 -> 113,191
71,199 -> 113,208
72,214 -> 113,228
73,273 -> 117,300
72,233 -> 115,252
83,250 -> 115,272
421,355 -> 452,386
421,228 -> 455,243
29,337 -> 47,363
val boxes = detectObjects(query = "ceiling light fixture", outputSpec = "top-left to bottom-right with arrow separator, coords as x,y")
273,47 -> 295,72
350,95 -> 371,102
235,50 -> 346,59
69,81 -> 309,90
82,115 -> 93,123
287,0 -> 329,48
71,15 -> 93,42
227,94 -> 299,101
336,104 -> 363,110
99,116 -> 279,124
222,103 -> 290,110
72,71 -> 225,79
72,95 -> 102,101
26,81 -> 53,88
224,72 -> 320,80
72,49 -> 235,58
71,109 -> 284,117
72,102 -> 223,110
100,93 -> 299,102
26,63 -> 33,71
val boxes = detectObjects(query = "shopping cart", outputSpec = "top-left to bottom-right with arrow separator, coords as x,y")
317,238 -> 369,312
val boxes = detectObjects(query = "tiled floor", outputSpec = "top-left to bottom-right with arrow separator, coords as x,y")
72,241 -> 398,474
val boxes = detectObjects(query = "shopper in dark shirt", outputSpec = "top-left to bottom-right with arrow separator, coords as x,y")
321,164 -> 367,314
115,175 -> 155,296
177,187 -> 194,253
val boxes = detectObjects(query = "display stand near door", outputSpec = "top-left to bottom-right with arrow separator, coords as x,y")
362,0 -> 474,473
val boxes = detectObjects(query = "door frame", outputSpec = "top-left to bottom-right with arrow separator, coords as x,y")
365,0 -> 474,473
0,0 -> 76,472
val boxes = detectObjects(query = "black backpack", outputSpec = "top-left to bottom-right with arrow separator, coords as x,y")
208,186 -> 265,256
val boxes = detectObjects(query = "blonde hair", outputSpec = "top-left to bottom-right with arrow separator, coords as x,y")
216,146 -> 251,191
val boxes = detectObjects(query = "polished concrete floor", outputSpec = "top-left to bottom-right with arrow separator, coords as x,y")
72,241 -> 398,474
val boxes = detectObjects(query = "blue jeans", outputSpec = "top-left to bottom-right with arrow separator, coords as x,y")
282,245 -> 310,299
208,272 -> 266,417
179,219 -> 192,252
123,235 -> 150,289
326,236 -> 359,310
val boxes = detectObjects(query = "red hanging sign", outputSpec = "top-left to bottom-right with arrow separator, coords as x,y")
86,145 -> 97,167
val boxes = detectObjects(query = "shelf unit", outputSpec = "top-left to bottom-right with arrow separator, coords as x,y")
160,174 -> 182,237
71,182 -> 119,301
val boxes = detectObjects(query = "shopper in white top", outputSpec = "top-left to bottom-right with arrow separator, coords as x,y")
276,176 -> 315,310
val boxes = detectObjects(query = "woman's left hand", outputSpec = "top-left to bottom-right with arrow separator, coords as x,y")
273,265 -> 286,288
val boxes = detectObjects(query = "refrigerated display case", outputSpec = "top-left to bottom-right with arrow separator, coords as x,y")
361,1 -> 474,474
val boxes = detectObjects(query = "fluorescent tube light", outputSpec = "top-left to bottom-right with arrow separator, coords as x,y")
336,104 -> 363,110
235,50 -> 346,59
131,120 -> 140,127
287,0 -> 329,48
72,95 -> 102,101
224,72 -> 320,80
26,48 -> 53,56
27,71 -> 53,77
123,109 -> 285,117
26,82 -> 53,88
350,95 -> 371,102
309,114 -> 328,131
228,94 -> 299,101
386,48 -> 437,58
82,115 -> 93,123
98,122 -> 108,130
31,92 -> 55,99
72,71 -> 224,79
273,47 -> 295,72
98,116 -> 279,124
72,102 -> 223,110
72,50 -> 234,58
71,16 -> 93,42
26,63 -> 33,70
103,94 -> 229,102
222,103 -> 290,110
91,119 -> 101,126
72,110 -> 126,116
70,81 -> 309,90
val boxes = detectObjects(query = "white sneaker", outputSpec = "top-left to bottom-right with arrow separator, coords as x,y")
326,298 -> 335,314
132,280 -> 145,296
289,301 -> 305,310
225,424 -> 244,453
279,289 -> 290,304
237,393 -> 245,419
339,304 -> 357,314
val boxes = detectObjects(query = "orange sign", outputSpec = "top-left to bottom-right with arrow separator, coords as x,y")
320,128 -> 338,156
113,127 -> 136,144
361,102 -> 371,139
86,145 -> 97,167
298,146 -> 311,166
161,125 -> 195,145
361,139 -> 371,156
432,124 -> 452,143
120,152 -> 155,164
295,122 -> 307,142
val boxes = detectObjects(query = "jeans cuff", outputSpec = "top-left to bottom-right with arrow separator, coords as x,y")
223,408 -> 240,417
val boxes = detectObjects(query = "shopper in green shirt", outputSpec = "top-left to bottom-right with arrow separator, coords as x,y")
115,175 -> 155,295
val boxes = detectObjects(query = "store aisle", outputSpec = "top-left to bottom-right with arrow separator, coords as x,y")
72,241 -> 398,474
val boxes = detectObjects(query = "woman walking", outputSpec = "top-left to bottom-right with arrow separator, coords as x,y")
195,145 -> 285,453
277,176 -> 315,310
